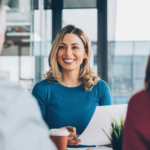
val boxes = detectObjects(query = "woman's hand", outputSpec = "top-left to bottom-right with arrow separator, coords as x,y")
61,126 -> 81,145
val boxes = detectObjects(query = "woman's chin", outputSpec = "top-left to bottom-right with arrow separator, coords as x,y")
61,67 -> 79,72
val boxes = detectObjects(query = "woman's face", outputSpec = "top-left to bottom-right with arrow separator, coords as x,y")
57,33 -> 86,73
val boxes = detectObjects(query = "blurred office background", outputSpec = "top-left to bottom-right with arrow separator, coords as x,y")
0,0 -> 149,104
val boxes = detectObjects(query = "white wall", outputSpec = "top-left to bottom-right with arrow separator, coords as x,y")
115,0 -> 150,41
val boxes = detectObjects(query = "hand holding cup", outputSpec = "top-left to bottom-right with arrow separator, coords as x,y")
61,126 -> 81,145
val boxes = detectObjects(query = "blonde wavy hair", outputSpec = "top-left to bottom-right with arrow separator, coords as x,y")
45,25 -> 99,91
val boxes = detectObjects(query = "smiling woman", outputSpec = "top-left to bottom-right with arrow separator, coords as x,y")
32,25 -> 111,147
46,25 -> 99,91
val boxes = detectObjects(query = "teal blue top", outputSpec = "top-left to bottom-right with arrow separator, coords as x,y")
32,79 -> 111,135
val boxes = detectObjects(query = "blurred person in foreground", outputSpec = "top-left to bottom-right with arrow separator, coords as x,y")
0,0 -> 56,149
123,55 -> 150,150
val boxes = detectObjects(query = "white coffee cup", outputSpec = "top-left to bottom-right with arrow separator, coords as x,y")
50,129 -> 69,136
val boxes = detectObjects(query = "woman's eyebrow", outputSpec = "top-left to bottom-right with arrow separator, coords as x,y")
71,43 -> 80,45
60,43 -> 80,45
60,43 -> 66,45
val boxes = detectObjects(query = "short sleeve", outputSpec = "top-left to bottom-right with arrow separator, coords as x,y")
32,81 -> 47,121
98,80 -> 112,105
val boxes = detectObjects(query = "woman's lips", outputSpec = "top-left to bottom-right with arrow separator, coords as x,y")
63,59 -> 75,64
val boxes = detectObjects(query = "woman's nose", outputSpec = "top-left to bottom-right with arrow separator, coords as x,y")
65,47 -> 72,56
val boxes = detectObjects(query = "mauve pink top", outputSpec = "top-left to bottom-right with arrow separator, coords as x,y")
123,89 -> 150,150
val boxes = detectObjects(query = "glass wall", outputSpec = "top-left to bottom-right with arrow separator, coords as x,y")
32,8 -> 52,83
1,0 -> 149,100
108,0 -> 150,104
0,0 -> 32,90
0,0 -> 52,92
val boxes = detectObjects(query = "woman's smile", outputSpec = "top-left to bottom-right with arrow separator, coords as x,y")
63,58 -> 76,64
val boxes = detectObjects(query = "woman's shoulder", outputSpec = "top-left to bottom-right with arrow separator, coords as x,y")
129,89 -> 150,105
95,79 -> 109,89
94,79 -> 110,93
127,90 -> 150,115
33,79 -> 56,91
94,79 -> 111,105
125,90 -> 150,124
34,79 -> 48,87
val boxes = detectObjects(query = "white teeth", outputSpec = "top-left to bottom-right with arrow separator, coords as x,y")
64,59 -> 74,63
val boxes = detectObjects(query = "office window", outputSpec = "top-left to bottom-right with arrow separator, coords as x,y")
1,0 -> 52,91
1,0 -> 31,90
32,9 -> 52,83
63,0 -> 96,8
108,0 -> 150,104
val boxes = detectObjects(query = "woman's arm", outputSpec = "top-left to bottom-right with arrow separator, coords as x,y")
98,80 -> 112,105
32,81 -> 47,121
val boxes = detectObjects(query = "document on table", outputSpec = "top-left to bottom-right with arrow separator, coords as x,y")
77,104 -> 128,145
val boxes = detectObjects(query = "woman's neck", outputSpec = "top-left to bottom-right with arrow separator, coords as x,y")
60,69 -> 80,87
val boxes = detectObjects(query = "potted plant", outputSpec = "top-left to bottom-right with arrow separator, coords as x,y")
111,116 -> 124,150
102,116 -> 124,150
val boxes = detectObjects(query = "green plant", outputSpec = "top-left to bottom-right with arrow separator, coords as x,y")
101,116 -> 124,150
111,116 -> 124,150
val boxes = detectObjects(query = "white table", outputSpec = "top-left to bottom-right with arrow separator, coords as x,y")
67,146 -> 112,150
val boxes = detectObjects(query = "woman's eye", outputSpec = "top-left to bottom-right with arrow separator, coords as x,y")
72,46 -> 79,49
59,46 -> 66,49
